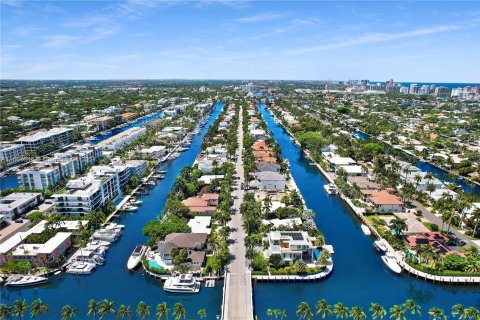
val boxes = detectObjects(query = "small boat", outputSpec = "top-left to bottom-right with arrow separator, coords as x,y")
146,181 -> 156,186
127,245 -> 147,270
163,274 -> 201,293
381,254 -> 402,274
323,183 -> 338,195
361,224 -> 371,236
157,170 -> 167,174
374,240 -> 388,253
6,275 -> 48,287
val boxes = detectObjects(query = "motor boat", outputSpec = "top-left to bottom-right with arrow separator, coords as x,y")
163,274 -> 201,293
361,224 -> 371,236
157,170 -> 167,174
323,183 -> 338,195
129,199 -> 142,205
6,275 -> 48,287
66,262 -> 96,275
127,245 -> 146,270
123,205 -> 139,212
374,240 -> 388,253
381,254 -> 402,274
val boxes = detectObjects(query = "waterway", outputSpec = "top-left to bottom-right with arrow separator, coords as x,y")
354,130 -> 480,195
0,104 -> 225,319
254,103 -> 479,318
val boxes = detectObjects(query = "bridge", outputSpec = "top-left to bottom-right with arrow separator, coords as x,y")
221,104 -> 254,320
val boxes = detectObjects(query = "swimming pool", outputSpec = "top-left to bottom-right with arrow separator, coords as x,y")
148,260 -> 164,270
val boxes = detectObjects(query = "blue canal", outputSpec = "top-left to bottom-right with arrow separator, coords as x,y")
0,103 -> 225,319
253,103 -> 479,318
354,130 -> 480,195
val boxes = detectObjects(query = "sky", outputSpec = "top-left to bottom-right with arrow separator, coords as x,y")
1,0 -> 479,82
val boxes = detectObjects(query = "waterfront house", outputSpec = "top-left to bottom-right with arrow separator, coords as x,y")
255,171 -> 286,191
347,176 -> 381,190
256,162 -> 281,173
361,189 -> 404,213
339,165 -> 366,177
265,231 -> 314,265
182,193 -> 219,215
156,233 -> 208,268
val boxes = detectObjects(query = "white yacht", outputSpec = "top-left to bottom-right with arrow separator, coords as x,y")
374,240 -> 388,253
381,254 -> 402,274
163,274 -> 200,293
361,224 -> 371,236
127,245 -> 146,270
6,275 -> 48,287
66,261 -> 96,275
323,183 -> 338,195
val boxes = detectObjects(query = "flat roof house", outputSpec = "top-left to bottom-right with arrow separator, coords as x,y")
266,231 -> 313,265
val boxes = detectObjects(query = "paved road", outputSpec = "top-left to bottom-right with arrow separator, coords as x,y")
223,104 -> 254,320
412,200 -> 478,248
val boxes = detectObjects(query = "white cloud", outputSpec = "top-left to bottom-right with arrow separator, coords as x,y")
42,35 -> 79,48
236,12 -> 284,23
286,24 -> 463,55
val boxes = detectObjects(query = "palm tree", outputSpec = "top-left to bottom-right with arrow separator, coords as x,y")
389,217 -> 408,238
197,308 -> 207,319
11,300 -> 28,319
98,299 -> 115,319
30,299 -> 49,318
315,299 -> 332,319
136,302 -> 151,320
296,302 -> 313,320
350,306 -> 367,320
278,309 -> 287,319
389,305 -> 406,320
87,299 -> 100,319
333,303 -> 349,319
403,299 -> 421,316
428,307 -> 447,320
370,303 -> 387,319
451,304 -> 467,320
172,303 -> 186,320
0,304 -> 11,320
156,302 -> 169,320
465,307 -> 479,320
61,305 -> 78,320
116,305 -> 131,320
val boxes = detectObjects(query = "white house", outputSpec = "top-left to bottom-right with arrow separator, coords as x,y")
254,171 -> 286,190
265,231 -> 313,265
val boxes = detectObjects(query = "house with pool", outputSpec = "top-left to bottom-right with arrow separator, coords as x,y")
147,233 -> 208,271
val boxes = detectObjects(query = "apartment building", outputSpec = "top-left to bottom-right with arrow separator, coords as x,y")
0,143 -> 26,168
0,193 -> 44,221
97,127 -> 146,151
15,127 -> 73,155
17,164 -> 62,190
17,144 -> 103,190
53,170 -> 121,216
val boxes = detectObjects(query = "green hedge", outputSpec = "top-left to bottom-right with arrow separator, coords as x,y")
405,261 -> 480,277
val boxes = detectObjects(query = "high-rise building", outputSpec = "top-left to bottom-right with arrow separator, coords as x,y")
409,84 -> 419,95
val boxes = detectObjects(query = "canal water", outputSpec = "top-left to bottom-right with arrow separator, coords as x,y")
253,103 -> 479,318
0,111 -> 165,191
354,130 -> 480,195
0,103 -> 225,319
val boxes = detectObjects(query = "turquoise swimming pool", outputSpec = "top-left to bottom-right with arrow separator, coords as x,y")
148,260 -> 164,270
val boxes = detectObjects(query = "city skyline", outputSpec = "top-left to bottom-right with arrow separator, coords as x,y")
1,0 -> 479,82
